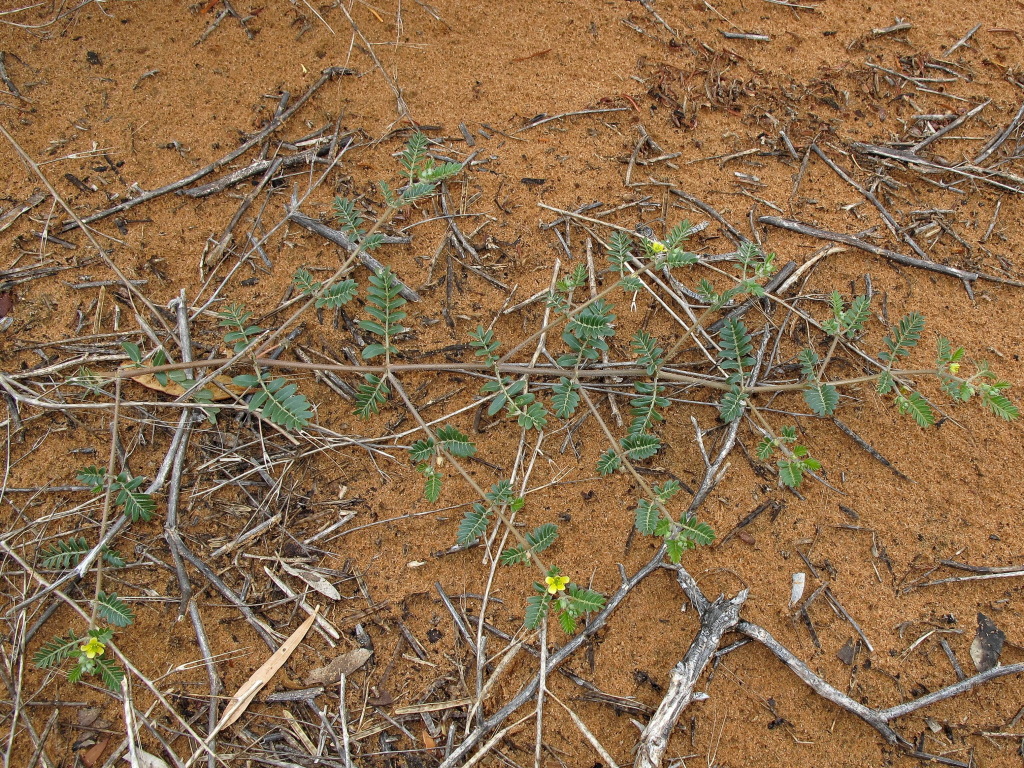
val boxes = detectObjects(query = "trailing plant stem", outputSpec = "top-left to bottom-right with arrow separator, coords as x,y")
90,377 -> 122,630
388,373 -> 548,574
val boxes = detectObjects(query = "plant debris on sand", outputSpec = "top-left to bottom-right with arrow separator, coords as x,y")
1,2 -> 1023,767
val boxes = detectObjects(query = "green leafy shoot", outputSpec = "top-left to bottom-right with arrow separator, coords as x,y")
895,388 -> 935,428
39,538 -> 124,570
78,468 -> 156,522
481,376 -> 549,431
469,325 -> 500,367
354,373 -> 390,418
936,341 -> 1019,421
822,291 -> 872,339
759,427 -> 821,488
218,304 -> 263,354
718,318 -> 755,385
392,132 -> 461,204
633,330 -> 664,376
233,371 -> 314,431
525,567 -> 606,634
596,449 -> 621,475
360,267 -> 407,361
96,592 -> 134,628
294,268 -> 359,310
880,312 -> 925,363
457,502 -> 493,546
332,197 -> 383,251
719,386 -> 746,423
551,377 -> 580,419
34,627 -> 124,691
558,300 -> 616,368
501,523 -> 559,566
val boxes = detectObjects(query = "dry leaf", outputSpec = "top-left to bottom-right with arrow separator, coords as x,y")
77,706 -> 104,728
119,363 -> 248,402
80,736 -> 109,768
280,561 -> 341,601
212,608 -> 318,737
789,572 -> 805,608
305,647 -> 373,685
970,612 -> 1005,673
128,749 -> 170,768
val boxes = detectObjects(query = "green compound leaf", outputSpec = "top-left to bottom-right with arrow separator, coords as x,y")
524,593 -> 551,630
500,546 -> 530,566
457,503 -> 492,547
551,377 -> 580,419
632,330 -> 664,376
566,585 -> 606,614
315,279 -> 358,309
842,294 -> 872,337
400,131 -> 429,181
116,483 -> 155,523
421,466 -> 442,503
293,267 -> 318,295
485,479 -> 515,505
102,548 -> 126,569
718,318 -> 755,380
621,432 -> 660,461
96,592 -> 135,628
876,370 -> 895,395
606,231 -> 633,272
653,480 -> 681,503
803,383 -> 839,416
757,436 -> 775,461
566,299 -> 616,341
78,466 -> 106,492
895,390 -> 935,427
619,275 -> 644,293
525,523 -> 558,554
435,425 -> 477,457
719,386 -> 746,423
679,517 -> 715,546
778,460 -> 804,488
666,537 -> 685,564
557,609 -> 577,634
596,449 -> 621,476
634,499 -> 660,535
354,374 -> 390,418
514,398 -> 549,431
880,312 -> 925,362
33,631 -> 79,669
94,657 -> 125,692
409,438 -> 435,463
359,267 -> 408,358
401,182 -> 436,206
981,388 -> 1019,421
469,325 -> 500,366
39,537 -> 89,569
797,348 -> 820,379
664,220 -> 693,248
254,378 -> 313,431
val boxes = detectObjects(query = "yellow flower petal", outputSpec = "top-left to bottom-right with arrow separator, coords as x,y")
80,637 -> 105,659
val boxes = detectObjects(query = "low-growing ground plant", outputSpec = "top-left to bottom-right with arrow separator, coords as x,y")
32,467 -> 150,689
32,132 -> 1019,649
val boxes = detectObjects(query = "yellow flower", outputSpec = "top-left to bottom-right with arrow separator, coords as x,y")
948,362 -> 961,374
649,241 -> 667,253
80,637 -> 105,659
545,575 -> 569,594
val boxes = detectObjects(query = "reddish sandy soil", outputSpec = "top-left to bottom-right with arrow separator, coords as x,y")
1,2 -> 1023,767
